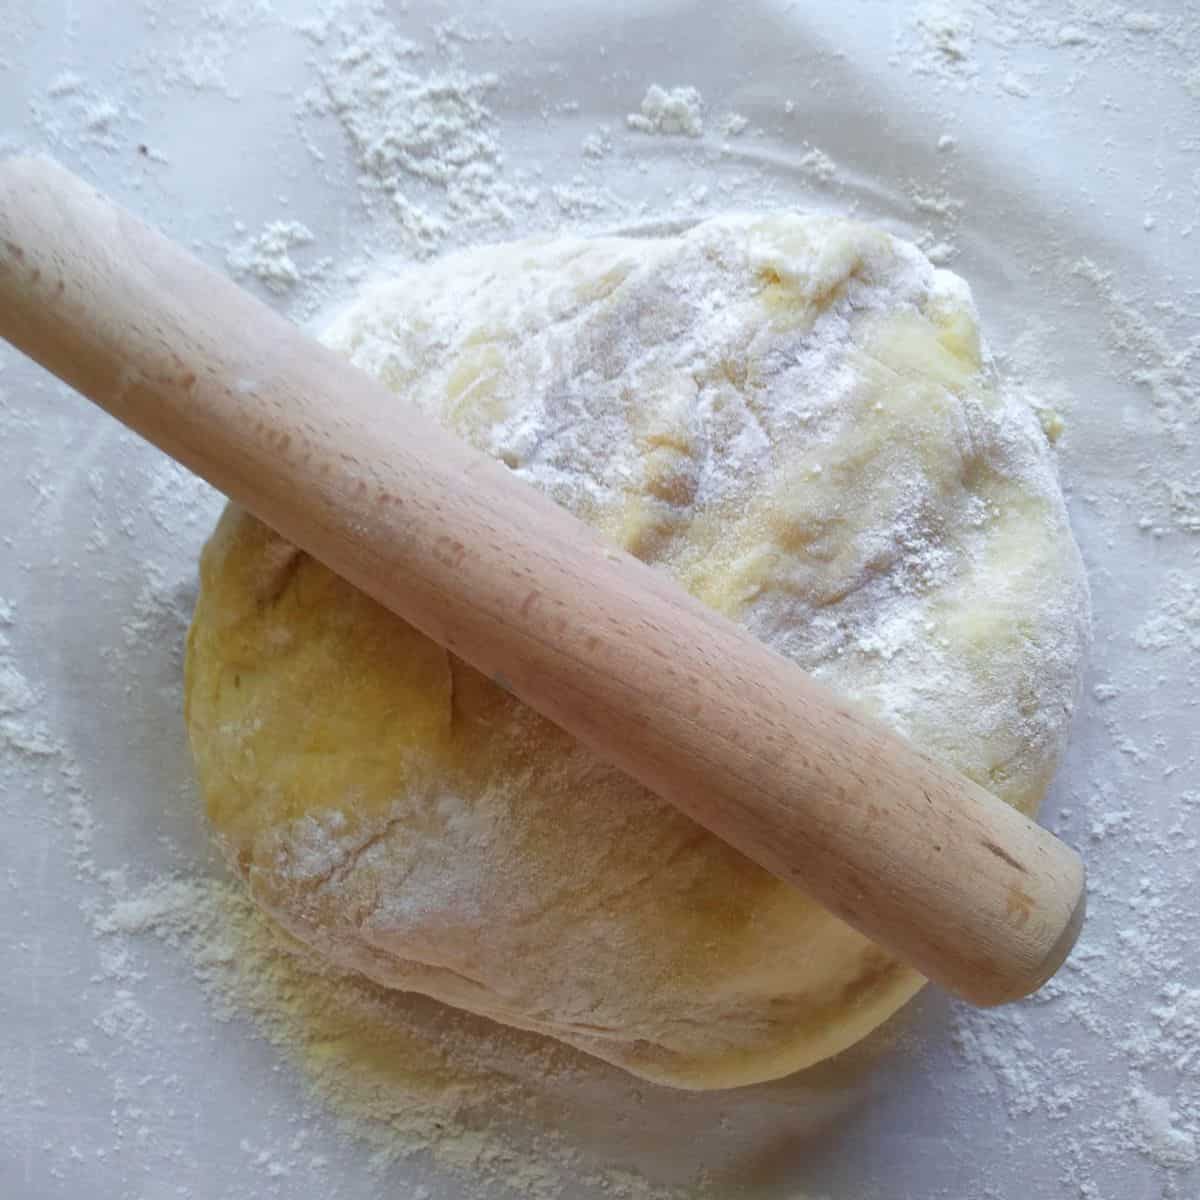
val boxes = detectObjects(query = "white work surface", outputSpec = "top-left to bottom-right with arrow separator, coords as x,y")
2,2 -> 1199,1198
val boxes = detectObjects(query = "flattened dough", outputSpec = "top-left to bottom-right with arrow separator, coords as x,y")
185,214 -> 1089,1089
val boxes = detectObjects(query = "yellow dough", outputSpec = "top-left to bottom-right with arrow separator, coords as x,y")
185,214 -> 1090,1090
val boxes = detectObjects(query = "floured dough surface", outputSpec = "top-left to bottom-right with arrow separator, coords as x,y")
185,214 -> 1089,1089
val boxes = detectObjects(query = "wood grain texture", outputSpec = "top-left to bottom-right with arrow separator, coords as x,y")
0,154 -> 1085,1005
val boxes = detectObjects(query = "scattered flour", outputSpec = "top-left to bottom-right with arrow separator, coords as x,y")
32,77 -> 131,153
718,112 -> 749,138
1126,1084 -> 1198,1169
626,85 -> 705,137
90,874 -> 688,1199
1072,257 -> 1199,446
0,606 -> 99,878
581,127 -> 613,160
797,146 -> 838,184
46,70 -> 84,98
1133,572 -> 1200,653
908,184 -> 964,262
900,2 -> 1199,100
998,70 -> 1033,98
227,220 -> 318,294
1122,11 -> 1165,36
1165,476 -> 1200,534
910,1 -> 978,85
303,15 -> 514,249
1,613 -> 58,762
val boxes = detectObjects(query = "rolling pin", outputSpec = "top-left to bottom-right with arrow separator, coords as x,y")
0,155 -> 1085,1005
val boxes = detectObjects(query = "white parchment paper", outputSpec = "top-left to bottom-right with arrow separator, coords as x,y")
2,2 -> 1198,1197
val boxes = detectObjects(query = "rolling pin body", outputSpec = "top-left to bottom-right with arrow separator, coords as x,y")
0,156 -> 1084,1004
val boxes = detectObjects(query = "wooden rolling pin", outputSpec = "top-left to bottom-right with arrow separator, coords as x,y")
0,154 -> 1085,1005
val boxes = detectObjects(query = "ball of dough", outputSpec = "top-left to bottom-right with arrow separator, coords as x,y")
185,214 -> 1089,1090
